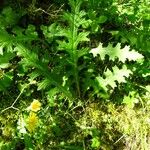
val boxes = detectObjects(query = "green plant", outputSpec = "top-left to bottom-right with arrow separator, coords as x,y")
0,0 -> 150,149
0,0 -> 146,102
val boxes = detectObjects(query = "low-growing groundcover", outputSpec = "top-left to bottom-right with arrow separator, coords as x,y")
0,0 -> 150,149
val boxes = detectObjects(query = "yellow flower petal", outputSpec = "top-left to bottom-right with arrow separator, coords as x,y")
30,100 -> 41,112
27,112 -> 38,132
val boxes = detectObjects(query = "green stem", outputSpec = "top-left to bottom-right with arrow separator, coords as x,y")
71,3 -> 81,98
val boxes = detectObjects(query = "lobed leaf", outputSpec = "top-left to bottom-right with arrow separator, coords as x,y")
96,65 -> 132,91
90,43 -> 144,62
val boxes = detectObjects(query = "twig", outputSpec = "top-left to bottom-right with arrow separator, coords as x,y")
1,85 -> 27,114
114,134 -> 126,144
33,4 -> 64,17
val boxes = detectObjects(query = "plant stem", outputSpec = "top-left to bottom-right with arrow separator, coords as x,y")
71,2 -> 81,98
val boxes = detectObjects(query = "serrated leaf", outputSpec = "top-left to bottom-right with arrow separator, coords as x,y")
28,71 -> 39,80
63,10 -> 86,28
96,76 -> 108,91
81,19 -> 92,28
90,43 -> 144,62
0,51 -> 15,68
0,29 -> 14,53
107,65 -> 132,87
41,23 -> 63,40
78,48 -> 89,58
75,32 -> 89,45
37,79 -> 50,90
57,40 -> 72,52
0,45 -> 4,55
96,65 -> 132,90
0,72 -> 13,91
25,24 -> 38,39
123,92 -> 138,108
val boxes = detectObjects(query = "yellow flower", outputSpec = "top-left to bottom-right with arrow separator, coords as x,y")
27,112 -> 38,132
30,100 -> 41,112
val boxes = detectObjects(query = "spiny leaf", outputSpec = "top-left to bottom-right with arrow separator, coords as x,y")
96,65 -> 132,90
28,71 -> 39,81
0,51 -> 15,69
37,79 -> 50,90
75,32 -> 89,45
77,48 -> 89,58
90,43 -> 144,62
123,91 -> 139,108
0,30 -> 14,53
41,23 -> 63,40
15,45 -> 73,100
0,71 -> 13,91
68,0 -> 82,13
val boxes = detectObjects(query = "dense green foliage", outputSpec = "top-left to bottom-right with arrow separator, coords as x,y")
0,0 -> 150,149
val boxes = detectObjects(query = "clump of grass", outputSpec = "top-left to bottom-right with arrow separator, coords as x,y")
76,100 -> 150,150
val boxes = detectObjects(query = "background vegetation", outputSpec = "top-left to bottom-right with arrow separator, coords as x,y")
0,0 -> 150,149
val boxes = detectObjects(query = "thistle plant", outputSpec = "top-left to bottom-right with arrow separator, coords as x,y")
0,0 -> 144,102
